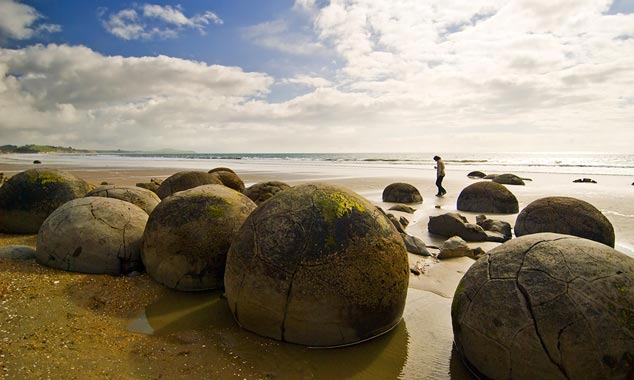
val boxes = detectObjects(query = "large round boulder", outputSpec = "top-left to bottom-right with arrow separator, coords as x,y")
514,196 -> 615,247
87,185 -> 161,215
225,183 -> 409,347
208,170 -> 245,193
452,233 -> 634,380
492,173 -> 525,186
0,169 -> 91,233
156,171 -> 222,199
142,184 -> 256,291
36,197 -> 148,275
382,183 -> 423,204
457,181 -> 519,214
244,181 -> 291,205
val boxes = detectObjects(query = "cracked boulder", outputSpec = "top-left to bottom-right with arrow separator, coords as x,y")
156,171 -> 222,199
225,183 -> 409,347
36,197 -> 148,275
87,185 -> 161,215
514,196 -> 615,247
244,181 -> 291,205
142,184 -> 256,291
0,168 -> 91,234
382,183 -> 423,204
428,212 -> 488,242
457,181 -> 519,214
452,233 -> 634,380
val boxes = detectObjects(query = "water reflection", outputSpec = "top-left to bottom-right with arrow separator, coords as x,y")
128,288 -> 476,380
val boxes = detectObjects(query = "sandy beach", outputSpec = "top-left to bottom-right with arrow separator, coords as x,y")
1,155 -> 633,380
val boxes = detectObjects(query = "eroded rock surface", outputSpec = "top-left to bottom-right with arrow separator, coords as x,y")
0,169 -> 91,233
142,184 -> 256,291
457,181 -> 519,214
514,196 -> 615,247
382,183 -> 423,204
36,197 -> 148,275
225,183 -> 409,347
87,185 -> 161,215
452,233 -> 634,380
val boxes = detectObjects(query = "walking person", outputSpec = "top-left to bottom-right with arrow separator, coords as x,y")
433,155 -> 446,196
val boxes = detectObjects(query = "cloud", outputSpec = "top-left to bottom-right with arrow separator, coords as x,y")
0,0 -> 61,41
243,19 -> 326,56
102,4 -> 223,40
1,1 -> 634,153
0,44 -> 275,150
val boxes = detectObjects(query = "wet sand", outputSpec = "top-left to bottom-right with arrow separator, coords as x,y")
1,157 -> 633,379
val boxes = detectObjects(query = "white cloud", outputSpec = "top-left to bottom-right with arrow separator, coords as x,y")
0,0 -> 61,41
1,1 -> 634,153
283,75 -> 331,88
243,19 -> 326,56
102,4 -> 222,40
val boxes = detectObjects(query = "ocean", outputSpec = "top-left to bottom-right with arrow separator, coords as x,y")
3,151 -> 633,177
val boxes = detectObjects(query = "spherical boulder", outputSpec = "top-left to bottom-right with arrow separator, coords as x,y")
382,183 -> 423,204
514,196 -> 615,247
36,197 -> 148,275
452,233 -> 634,380
225,183 -> 409,347
156,171 -> 222,199
492,173 -> 525,186
244,181 -> 291,205
87,185 -> 161,215
0,169 -> 91,233
209,170 -> 245,193
142,184 -> 256,291
457,181 -> 519,214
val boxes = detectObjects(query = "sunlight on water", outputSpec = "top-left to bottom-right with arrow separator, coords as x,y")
128,288 -> 476,380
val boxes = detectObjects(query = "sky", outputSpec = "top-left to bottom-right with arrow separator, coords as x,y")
0,0 -> 633,153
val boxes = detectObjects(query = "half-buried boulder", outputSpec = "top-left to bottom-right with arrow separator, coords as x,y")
382,183 -> 423,204
467,171 -> 486,179
156,171 -> 222,199
452,233 -> 634,380
0,168 -> 91,234
492,173 -> 525,186
514,196 -> 615,247
457,181 -> 519,214
142,184 -> 256,291
244,181 -> 291,205
225,183 -> 409,347
87,185 -> 161,215
36,197 -> 148,275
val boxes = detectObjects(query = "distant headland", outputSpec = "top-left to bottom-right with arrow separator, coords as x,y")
0,144 -> 196,155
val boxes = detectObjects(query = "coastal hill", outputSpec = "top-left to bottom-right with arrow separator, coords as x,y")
0,144 -> 195,154
0,144 -> 95,154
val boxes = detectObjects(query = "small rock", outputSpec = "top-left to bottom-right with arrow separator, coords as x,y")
387,213 -> 406,233
388,205 -> 416,214
401,234 -> 431,256
438,236 -> 483,260
410,267 -> 421,276
399,216 -> 410,227
573,178 -> 597,184
0,245 -> 36,260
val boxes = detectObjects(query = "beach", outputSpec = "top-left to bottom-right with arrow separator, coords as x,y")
1,153 -> 633,380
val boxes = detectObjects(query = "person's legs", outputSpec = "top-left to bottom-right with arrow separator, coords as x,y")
435,175 -> 446,196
